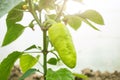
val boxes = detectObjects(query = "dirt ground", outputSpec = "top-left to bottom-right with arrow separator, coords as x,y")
9,65 -> 120,80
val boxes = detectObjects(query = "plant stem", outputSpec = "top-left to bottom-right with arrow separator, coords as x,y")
28,0 -> 43,28
43,30 -> 48,80
55,0 -> 68,21
28,1 -> 48,79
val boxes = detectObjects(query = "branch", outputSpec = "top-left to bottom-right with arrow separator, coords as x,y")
28,0 -> 43,28
55,0 -> 68,21
23,51 -> 42,53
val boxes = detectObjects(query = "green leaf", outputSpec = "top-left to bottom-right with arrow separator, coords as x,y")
39,0 -> 55,10
74,0 -> 83,3
73,73 -> 88,80
2,2 -> 25,46
47,58 -> 58,65
6,2 -> 24,24
82,18 -> 100,31
2,24 -> 25,46
0,0 -> 22,18
19,68 -> 39,80
46,68 -> 74,80
64,15 -> 82,30
83,19 -> 100,31
20,54 -> 39,73
25,45 -> 37,51
51,52 -> 60,61
80,10 -> 104,25
47,14 -> 57,20
0,51 -> 23,80
76,15 -> 100,31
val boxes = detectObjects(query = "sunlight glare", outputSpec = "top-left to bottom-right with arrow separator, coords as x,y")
65,0 -> 86,14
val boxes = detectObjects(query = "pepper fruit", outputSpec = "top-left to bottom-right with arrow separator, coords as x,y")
48,23 -> 76,68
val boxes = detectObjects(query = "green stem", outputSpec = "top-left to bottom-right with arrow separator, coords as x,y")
43,30 -> 48,80
28,1 -> 48,80
28,0 -> 43,28
55,0 -> 68,21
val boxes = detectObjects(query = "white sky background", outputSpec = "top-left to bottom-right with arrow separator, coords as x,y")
0,0 -> 120,72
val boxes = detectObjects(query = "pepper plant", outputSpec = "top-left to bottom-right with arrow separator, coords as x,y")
0,0 -> 104,80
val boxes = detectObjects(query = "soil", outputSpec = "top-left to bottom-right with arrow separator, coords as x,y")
9,65 -> 120,80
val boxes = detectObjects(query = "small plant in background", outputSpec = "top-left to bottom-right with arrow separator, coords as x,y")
0,0 -> 104,80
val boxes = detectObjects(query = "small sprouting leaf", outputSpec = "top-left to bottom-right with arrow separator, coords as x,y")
19,68 -> 39,80
38,46 -> 42,50
64,15 -> 82,30
29,20 -> 35,31
24,45 -> 37,51
0,51 -> 23,80
2,2 -> 25,46
0,0 -> 22,18
20,54 -> 39,73
47,58 -> 58,65
80,10 -> 104,25
46,68 -> 74,80
73,73 -> 88,80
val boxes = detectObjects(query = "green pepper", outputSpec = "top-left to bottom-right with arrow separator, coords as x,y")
48,23 -> 76,68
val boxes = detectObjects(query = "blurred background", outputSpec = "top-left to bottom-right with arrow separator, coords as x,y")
0,0 -> 120,73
